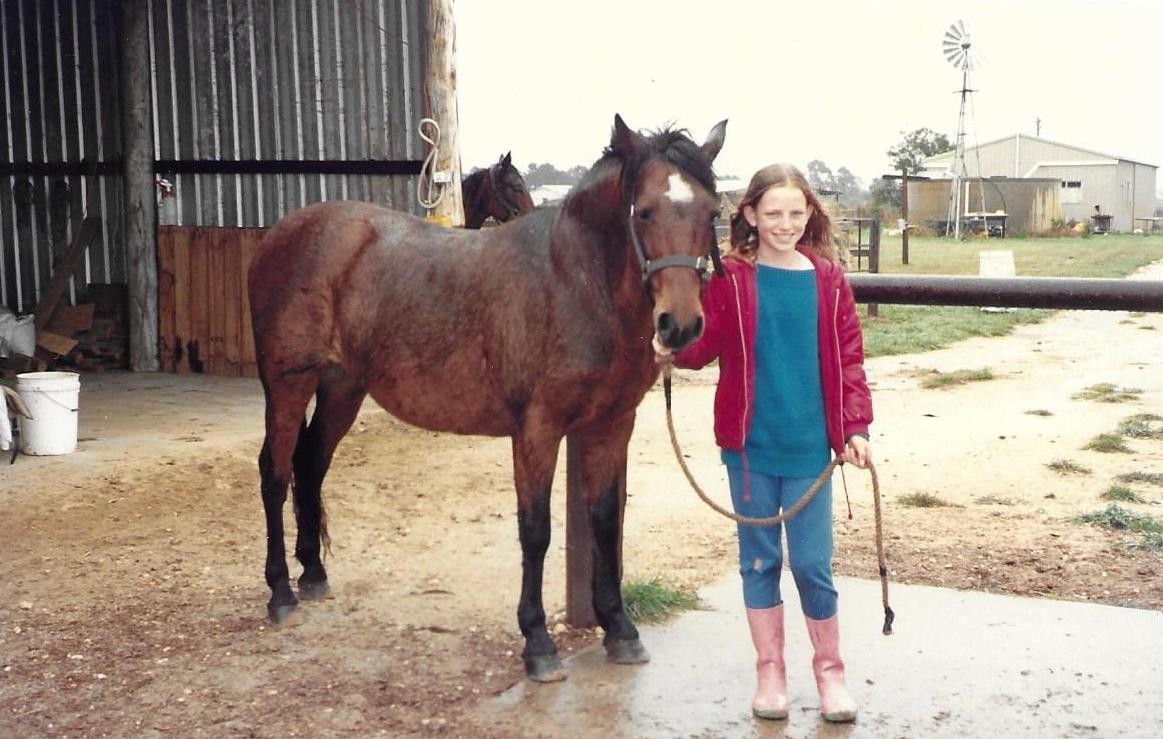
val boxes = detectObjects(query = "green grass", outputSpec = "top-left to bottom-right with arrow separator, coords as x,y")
1083,434 -> 1134,453
897,492 -> 953,508
1117,414 -> 1163,439
877,235 -> 1163,278
1073,504 -> 1163,534
622,577 -> 700,623
1101,485 -> 1145,503
863,306 -> 1044,358
1072,384 -> 1143,403
1046,459 -> 1092,475
1117,471 -> 1163,487
915,367 -> 995,389
860,234 -> 1163,357
1132,532 -> 1163,551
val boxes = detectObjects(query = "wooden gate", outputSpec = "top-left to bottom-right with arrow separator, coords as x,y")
157,226 -> 263,376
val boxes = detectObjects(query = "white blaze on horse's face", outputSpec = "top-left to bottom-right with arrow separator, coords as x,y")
665,172 -> 695,204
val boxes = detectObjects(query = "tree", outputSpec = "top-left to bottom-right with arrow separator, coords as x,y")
887,128 -> 952,175
806,160 -> 834,193
522,162 -> 585,188
831,167 -> 861,198
870,177 -> 901,211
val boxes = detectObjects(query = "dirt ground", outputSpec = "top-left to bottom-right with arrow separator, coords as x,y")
2,263 -> 1161,738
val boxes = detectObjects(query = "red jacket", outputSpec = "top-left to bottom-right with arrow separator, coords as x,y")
674,248 -> 873,456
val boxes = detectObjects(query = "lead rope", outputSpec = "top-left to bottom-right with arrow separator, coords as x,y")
661,361 -> 894,635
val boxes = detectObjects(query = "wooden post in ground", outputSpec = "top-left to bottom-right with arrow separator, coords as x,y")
881,172 -> 930,267
422,0 -> 464,226
118,0 -> 159,370
900,169 -> 910,266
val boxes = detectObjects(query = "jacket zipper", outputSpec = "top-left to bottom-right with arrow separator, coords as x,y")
732,273 -> 749,445
832,287 -> 845,446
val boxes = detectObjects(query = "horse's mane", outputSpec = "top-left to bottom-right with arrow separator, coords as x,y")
571,125 -> 718,201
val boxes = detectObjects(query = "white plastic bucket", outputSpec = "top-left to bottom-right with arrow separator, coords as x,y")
16,371 -> 80,455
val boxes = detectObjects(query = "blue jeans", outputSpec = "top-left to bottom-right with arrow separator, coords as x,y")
727,466 -> 838,619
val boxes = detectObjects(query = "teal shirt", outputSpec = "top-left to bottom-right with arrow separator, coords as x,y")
722,265 -> 830,477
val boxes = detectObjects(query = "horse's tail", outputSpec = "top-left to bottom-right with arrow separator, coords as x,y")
291,418 -> 333,559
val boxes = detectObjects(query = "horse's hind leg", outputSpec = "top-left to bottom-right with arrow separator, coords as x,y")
259,375 -> 317,624
577,414 -> 650,664
292,371 -> 367,601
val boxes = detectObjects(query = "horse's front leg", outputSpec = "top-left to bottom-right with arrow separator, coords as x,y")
578,413 -> 650,665
512,419 -> 565,682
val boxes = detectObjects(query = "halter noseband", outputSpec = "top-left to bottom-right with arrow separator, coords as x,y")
628,203 -> 725,284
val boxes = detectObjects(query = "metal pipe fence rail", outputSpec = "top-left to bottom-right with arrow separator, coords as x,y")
565,270 -> 1162,627
847,274 -> 1163,313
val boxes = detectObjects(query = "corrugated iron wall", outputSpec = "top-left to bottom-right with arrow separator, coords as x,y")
1,0 -> 426,315
1,0 -> 122,315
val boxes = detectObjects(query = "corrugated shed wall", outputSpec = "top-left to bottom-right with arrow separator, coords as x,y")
908,178 -> 1061,235
1,0 -> 426,315
1,0 -> 122,315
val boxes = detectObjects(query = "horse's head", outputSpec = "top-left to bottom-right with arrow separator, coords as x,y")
611,115 -> 727,352
485,152 -> 535,223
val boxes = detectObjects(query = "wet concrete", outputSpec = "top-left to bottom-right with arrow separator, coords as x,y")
483,575 -> 1163,738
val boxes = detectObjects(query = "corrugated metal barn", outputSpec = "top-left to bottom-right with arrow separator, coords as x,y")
1,0 -> 454,374
907,177 -> 1061,236
920,133 -> 1158,233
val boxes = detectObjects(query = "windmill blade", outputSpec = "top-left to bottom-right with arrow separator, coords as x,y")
943,21 -> 972,68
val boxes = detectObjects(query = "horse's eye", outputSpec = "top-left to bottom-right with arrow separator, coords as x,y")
637,208 -> 653,222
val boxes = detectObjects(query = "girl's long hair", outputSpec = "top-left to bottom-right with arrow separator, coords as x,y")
727,163 -> 837,262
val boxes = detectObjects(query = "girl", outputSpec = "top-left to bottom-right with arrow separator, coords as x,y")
657,163 -> 873,722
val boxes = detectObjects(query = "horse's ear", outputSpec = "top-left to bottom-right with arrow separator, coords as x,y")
611,114 -> 643,159
500,151 -> 512,167
701,119 -> 728,162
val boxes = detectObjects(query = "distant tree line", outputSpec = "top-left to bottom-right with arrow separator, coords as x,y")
501,126 -> 953,220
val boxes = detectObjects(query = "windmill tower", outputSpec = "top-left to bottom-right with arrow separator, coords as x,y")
942,21 -> 981,239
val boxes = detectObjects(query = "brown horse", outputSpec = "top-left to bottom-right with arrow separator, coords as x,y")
248,114 -> 727,682
461,152 -> 535,228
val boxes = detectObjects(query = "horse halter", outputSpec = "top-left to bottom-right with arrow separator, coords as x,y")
627,203 -> 726,285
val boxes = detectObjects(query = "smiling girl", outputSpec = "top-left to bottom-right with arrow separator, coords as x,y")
655,163 -> 873,723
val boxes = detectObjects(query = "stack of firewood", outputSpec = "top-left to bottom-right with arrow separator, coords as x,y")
59,284 -> 129,372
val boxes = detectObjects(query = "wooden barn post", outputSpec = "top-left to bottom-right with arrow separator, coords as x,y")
118,0 -> 159,370
422,0 -> 464,226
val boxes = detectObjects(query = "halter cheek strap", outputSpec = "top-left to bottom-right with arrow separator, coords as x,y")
628,204 -> 726,282
628,204 -> 712,284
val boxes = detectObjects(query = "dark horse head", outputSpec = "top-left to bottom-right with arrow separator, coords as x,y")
566,115 -> 727,353
462,152 -> 535,228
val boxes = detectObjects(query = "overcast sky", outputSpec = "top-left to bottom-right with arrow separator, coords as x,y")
456,0 -> 1163,196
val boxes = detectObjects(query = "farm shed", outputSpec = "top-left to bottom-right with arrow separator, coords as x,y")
907,177 -> 1060,236
920,133 -> 1158,233
1,0 -> 458,375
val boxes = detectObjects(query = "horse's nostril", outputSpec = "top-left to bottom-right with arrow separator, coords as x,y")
657,312 -> 674,336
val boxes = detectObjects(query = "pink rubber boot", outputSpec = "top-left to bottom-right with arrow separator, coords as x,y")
745,605 -> 789,719
805,614 -> 858,722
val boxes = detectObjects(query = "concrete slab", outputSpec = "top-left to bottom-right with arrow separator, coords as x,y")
483,575 -> 1163,738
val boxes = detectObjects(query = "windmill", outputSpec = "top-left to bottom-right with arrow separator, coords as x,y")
942,21 -> 984,239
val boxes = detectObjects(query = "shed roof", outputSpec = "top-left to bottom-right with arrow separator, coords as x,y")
925,133 -> 1157,169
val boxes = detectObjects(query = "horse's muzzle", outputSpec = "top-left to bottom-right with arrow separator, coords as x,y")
656,313 -> 703,351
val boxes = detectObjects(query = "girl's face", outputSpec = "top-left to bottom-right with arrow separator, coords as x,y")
744,185 -> 812,255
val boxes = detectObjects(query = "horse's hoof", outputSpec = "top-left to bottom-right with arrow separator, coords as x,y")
268,602 -> 301,625
605,637 -> 650,664
298,578 -> 332,601
524,654 -> 568,683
